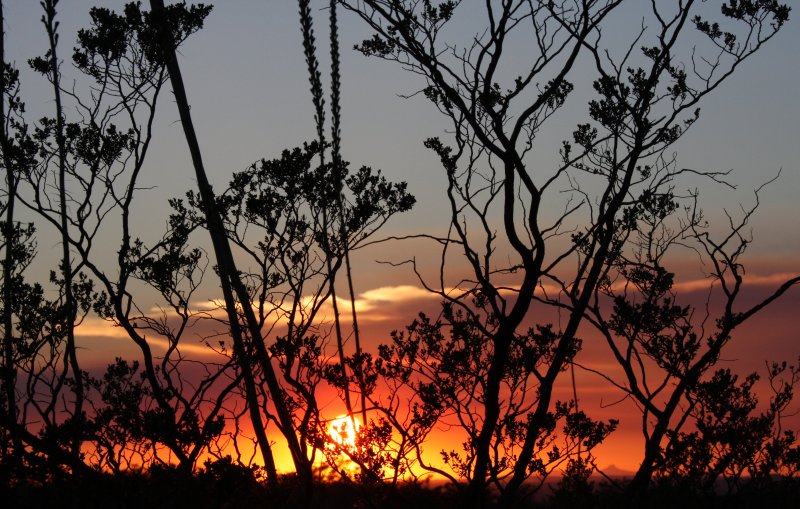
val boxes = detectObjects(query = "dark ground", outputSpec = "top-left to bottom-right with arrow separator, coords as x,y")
3,463 -> 799,509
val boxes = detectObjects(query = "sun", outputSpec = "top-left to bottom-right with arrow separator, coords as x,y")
328,415 -> 361,450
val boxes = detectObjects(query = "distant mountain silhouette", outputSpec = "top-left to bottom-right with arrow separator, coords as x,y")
597,464 -> 634,478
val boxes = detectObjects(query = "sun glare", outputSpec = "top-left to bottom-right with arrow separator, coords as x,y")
328,415 -> 361,450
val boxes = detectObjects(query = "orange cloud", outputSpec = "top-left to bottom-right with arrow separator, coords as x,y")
75,316 -> 227,359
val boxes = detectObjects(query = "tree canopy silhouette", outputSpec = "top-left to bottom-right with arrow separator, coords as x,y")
0,1 -> 798,508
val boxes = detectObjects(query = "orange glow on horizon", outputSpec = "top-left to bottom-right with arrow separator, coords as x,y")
70,273 -> 800,479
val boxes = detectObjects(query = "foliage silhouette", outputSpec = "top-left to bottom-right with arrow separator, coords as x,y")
0,1 -> 798,509
341,0 -> 799,507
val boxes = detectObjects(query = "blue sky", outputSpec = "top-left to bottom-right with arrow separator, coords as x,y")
6,1 -> 797,260
4,0 -> 798,332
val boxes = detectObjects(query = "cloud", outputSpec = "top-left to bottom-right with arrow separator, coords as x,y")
75,317 -> 226,358
340,285 -> 439,321
671,272 -> 797,293
304,271 -> 800,325
523,271 -> 799,297
74,271 -> 797,359
74,319 -> 130,339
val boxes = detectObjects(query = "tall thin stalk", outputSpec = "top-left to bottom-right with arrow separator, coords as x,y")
298,0 -> 355,425
329,0 -> 367,428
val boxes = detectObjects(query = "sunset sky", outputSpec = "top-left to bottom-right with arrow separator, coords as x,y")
3,0 -> 799,475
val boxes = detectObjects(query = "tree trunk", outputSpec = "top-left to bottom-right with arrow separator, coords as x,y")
149,0 -> 312,484
41,0 -> 84,460
0,0 -> 21,466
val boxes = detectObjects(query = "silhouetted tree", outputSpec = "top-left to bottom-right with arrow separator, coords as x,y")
0,0 -> 239,478
645,360 -> 800,492
148,0 -> 414,491
341,0 -> 797,507
575,179 -> 800,501
294,0 -> 417,484
1,2 -> 798,508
